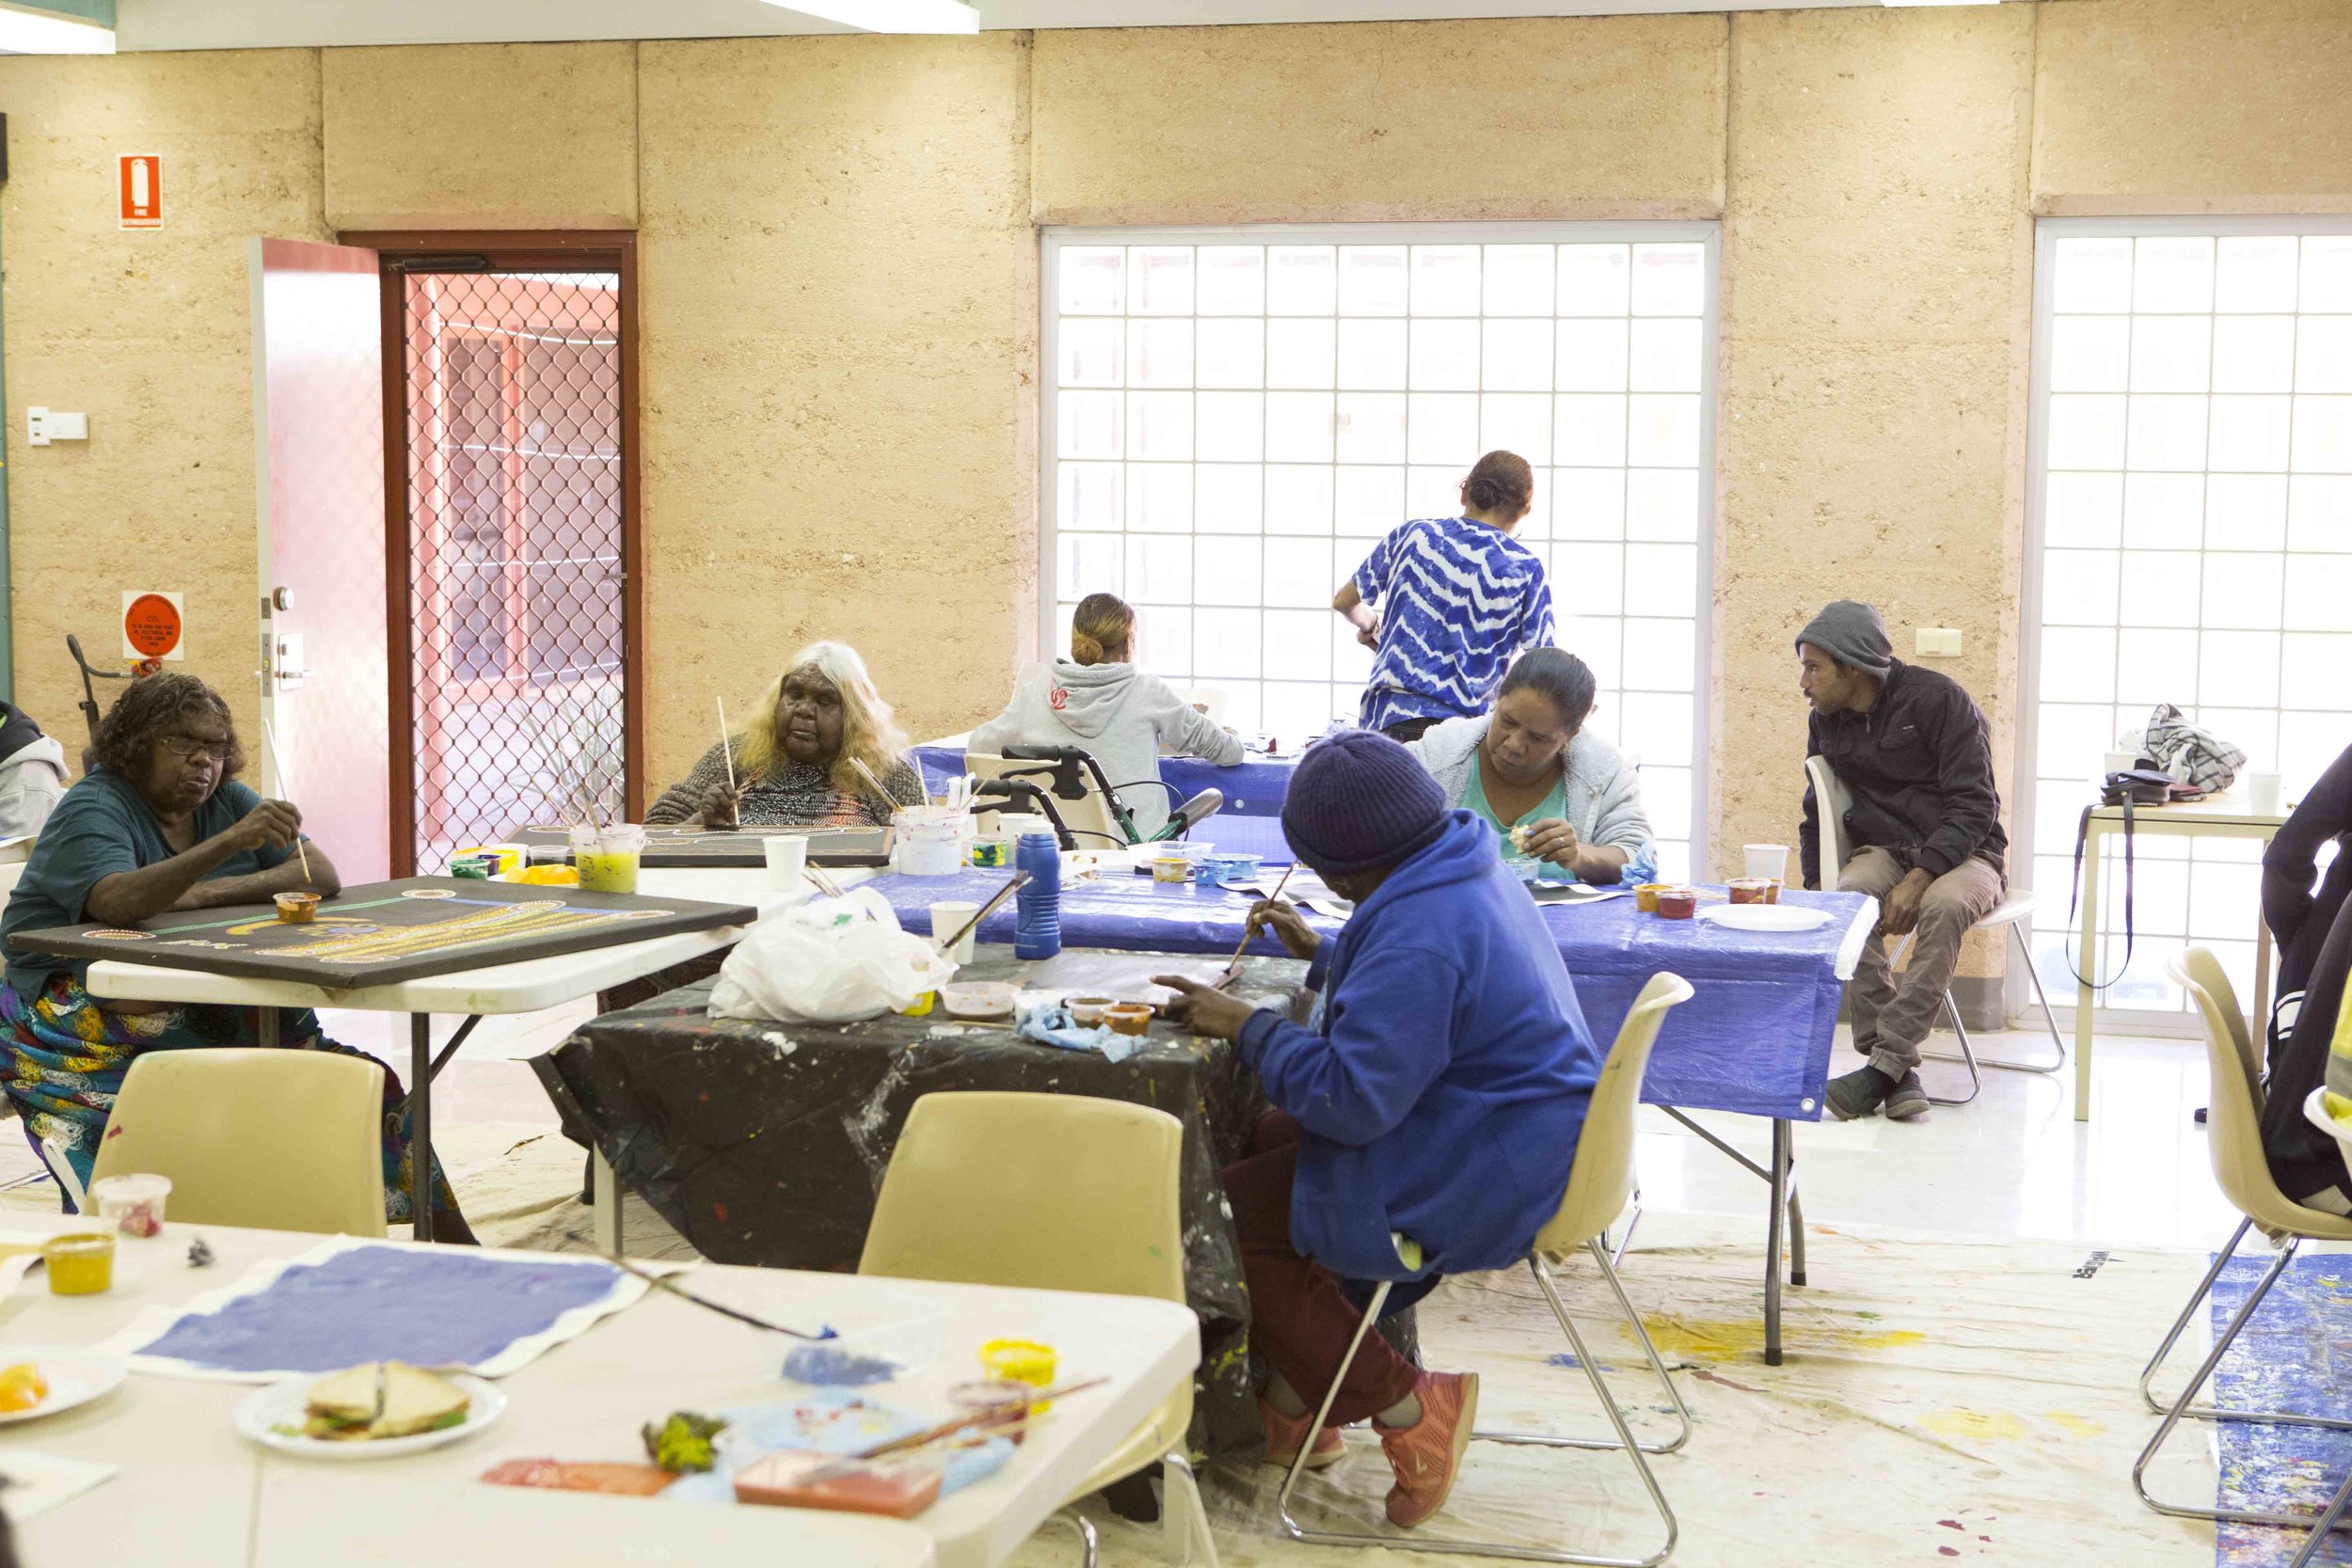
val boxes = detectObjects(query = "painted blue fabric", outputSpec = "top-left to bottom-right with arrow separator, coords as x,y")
135,1245 -> 622,1373
2209,1252 -> 2352,1565
860,868 -> 1867,1123
1228,813 -> 1600,1280
2,771 -> 299,997
1350,516 -> 1557,731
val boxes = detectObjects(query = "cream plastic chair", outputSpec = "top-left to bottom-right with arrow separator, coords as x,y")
2132,951 -> 2352,1566
1805,754 -> 2063,1106
966,752 -> 1133,848
859,1091 -> 1216,1568
90,1048 -> 389,1236
1277,973 -> 1696,1566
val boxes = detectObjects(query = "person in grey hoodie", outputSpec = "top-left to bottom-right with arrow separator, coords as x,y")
0,702 -> 68,839
969,593 -> 1243,838
1402,648 -> 1655,886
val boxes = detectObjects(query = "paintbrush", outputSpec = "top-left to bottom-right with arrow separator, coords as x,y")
256,719 -> 313,885
932,872 -> 1027,958
848,755 -> 897,811
1218,862 -> 1295,987
716,694 -> 741,801
855,1377 -> 1109,1461
604,1255 -> 833,1340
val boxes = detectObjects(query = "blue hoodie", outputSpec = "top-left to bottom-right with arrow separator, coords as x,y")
1235,811 -> 1603,1280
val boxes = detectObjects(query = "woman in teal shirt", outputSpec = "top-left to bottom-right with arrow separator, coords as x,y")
1404,649 -> 1657,885
0,673 -> 469,1238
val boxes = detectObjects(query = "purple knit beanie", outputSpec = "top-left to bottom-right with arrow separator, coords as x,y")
1281,730 -> 1451,879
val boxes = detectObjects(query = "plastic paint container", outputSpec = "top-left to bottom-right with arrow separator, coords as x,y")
1151,855 -> 1191,883
1064,996 -> 1115,1025
1656,887 -> 1698,920
1102,1003 -> 1153,1037
969,836 -> 1013,869
949,1380 -> 1036,1446
274,891 -> 320,924
1727,879 -> 1772,905
1200,853 -> 1263,885
1634,883 -> 1671,914
44,1232 -> 115,1296
894,810 -> 965,879
89,1173 -> 171,1238
1013,832 -> 1062,959
978,1338 -> 1057,1391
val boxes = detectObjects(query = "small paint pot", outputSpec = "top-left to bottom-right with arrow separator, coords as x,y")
941,982 -> 1019,1021
89,1172 -> 171,1238
1102,1003 -> 1153,1037
1151,856 -> 1191,883
970,836 -> 1013,869
1727,879 -> 1772,905
274,891 -> 320,924
978,1338 -> 1058,1391
44,1232 -> 115,1296
1064,995 -> 1116,1025
948,1380 -> 1036,1446
1655,887 -> 1698,920
1764,880 -> 1783,905
1634,883 -> 1671,914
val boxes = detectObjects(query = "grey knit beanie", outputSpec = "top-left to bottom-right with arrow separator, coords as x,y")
1795,600 -> 1894,678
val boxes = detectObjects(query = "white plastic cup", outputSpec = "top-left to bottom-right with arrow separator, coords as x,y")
2104,751 -> 2140,776
930,900 -> 980,963
764,834 -> 808,895
1743,844 -> 1790,884
89,1172 -> 171,1238
2248,773 -> 2285,816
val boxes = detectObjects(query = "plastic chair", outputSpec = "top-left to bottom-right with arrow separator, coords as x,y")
90,1048 -> 389,1236
859,1091 -> 1216,1568
1276,973 -> 1696,1566
965,752 -> 1133,848
1805,755 -> 2063,1106
0,859 -> 27,896
2131,951 -> 2352,1566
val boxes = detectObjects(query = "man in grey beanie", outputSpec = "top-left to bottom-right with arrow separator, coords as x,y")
1796,600 -> 2007,1122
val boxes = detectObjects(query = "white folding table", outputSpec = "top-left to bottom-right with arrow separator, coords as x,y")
77,868 -> 814,1241
2,1213 -> 1198,1568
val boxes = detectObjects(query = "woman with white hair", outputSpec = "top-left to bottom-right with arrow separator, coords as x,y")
645,641 -> 927,828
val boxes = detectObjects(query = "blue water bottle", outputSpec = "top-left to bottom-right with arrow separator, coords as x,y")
1013,831 -> 1062,959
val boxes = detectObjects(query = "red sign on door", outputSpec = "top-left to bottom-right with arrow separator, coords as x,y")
119,155 -> 161,230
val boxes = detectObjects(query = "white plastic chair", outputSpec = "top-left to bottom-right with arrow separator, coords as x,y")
1805,754 -> 2063,1105
1275,973 -> 1695,1565
2132,952 -> 2352,1566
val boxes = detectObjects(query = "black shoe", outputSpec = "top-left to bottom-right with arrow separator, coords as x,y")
1883,1071 -> 1929,1121
1827,1066 -> 1891,1121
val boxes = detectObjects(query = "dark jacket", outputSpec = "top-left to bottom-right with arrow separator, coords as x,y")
1233,812 -> 1602,1280
1800,659 -> 2007,889
2264,740 -> 2352,1004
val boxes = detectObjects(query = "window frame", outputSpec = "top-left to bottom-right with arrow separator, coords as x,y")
1039,220 -> 1722,878
2020,213 -> 2352,1035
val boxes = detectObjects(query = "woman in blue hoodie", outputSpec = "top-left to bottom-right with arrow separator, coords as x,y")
1157,731 -> 1601,1529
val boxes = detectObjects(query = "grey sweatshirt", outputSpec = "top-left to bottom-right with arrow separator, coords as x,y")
968,659 -> 1244,836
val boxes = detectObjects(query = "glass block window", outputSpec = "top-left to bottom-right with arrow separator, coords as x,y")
2028,221 -> 2352,1015
1042,225 -> 1719,881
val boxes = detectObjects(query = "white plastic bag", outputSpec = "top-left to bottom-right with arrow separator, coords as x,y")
707,888 -> 958,1024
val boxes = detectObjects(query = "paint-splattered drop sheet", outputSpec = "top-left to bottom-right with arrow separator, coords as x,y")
103,1238 -> 649,1382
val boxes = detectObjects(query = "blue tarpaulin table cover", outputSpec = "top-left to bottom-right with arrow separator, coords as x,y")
913,743 -> 1299,860
865,868 -> 1875,1122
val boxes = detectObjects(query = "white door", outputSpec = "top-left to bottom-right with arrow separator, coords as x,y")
250,238 -> 390,884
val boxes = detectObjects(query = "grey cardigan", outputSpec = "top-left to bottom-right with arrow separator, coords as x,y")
1405,716 -> 1656,863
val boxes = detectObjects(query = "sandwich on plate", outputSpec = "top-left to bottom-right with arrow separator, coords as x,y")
303,1360 -> 469,1441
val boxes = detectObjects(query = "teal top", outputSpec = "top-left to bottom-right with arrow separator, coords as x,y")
1462,759 -> 1576,883
2,772 -> 296,998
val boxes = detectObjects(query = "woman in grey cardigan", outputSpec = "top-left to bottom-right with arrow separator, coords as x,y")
1403,648 -> 1657,886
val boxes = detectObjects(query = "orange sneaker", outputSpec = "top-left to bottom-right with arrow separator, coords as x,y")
1260,1399 -> 1347,1471
1375,1370 -> 1480,1528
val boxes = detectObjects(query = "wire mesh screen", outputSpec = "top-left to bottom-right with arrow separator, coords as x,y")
402,271 -> 626,871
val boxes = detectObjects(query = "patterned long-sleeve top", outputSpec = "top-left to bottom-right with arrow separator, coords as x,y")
643,742 -> 926,828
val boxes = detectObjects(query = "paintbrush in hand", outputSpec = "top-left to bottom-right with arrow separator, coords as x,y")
257,719 -> 313,886
1218,862 -> 1295,988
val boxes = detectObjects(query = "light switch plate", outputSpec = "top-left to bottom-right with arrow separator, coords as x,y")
1915,627 -> 1963,657
25,408 -> 87,446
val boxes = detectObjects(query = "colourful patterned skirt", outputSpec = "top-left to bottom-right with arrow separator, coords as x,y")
0,974 -> 458,1224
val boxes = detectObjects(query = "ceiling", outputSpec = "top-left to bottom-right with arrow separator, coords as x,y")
114,0 -> 1877,52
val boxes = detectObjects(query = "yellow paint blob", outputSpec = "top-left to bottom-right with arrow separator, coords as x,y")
1629,1313 -> 1924,1359
2044,1411 -> 2105,1437
1922,1410 -> 2026,1442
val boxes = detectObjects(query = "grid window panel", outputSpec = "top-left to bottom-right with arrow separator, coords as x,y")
2030,226 -> 2352,1013
1049,229 -> 1714,881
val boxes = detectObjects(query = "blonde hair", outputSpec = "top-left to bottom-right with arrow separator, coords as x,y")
1070,592 -> 1135,667
732,641 -> 911,797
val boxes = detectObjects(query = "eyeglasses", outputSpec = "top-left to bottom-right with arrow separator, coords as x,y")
156,735 -> 230,764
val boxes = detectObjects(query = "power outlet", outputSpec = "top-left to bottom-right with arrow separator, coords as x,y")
26,407 -> 88,446
1915,627 -> 1963,658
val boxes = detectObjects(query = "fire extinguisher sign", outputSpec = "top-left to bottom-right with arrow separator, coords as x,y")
119,155 -> 162,230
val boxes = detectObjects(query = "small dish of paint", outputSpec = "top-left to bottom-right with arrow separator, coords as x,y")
274,891 -> 321,925
1654,887 -> 1699,920
1064,996 -> 1116,1025
1633,883 -> 1672,913
940,982 -> 1020,1021
1151,856 -> 1192,883
1102,1003 -> 1153,1037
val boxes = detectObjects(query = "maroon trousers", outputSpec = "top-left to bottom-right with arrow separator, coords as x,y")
1222,1110 -> 1421,1427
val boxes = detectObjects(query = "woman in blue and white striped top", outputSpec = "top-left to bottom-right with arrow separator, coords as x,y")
1332,451 -> 1557,741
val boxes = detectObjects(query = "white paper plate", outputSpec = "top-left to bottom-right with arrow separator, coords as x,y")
1696,904 -> 1831,933
233,1371 -> 505,1459
0,1346 -> 128,1425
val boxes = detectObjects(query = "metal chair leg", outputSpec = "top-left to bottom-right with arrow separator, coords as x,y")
1057,1507 -> 1100,1568
1922,990 -> 1983,1106
1274,1254 -> 1682,1564
1609,1192 -> 1642,1273
1920,923 -> 2067,1077
1159,1450 -> 1222,1568
2135,1237 -> 2352,1531
2288,1467 -> 2352,1568
2139,1216 -> 2352,1430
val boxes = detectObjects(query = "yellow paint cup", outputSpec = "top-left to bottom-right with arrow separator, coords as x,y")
44,1232 -> 115,1296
